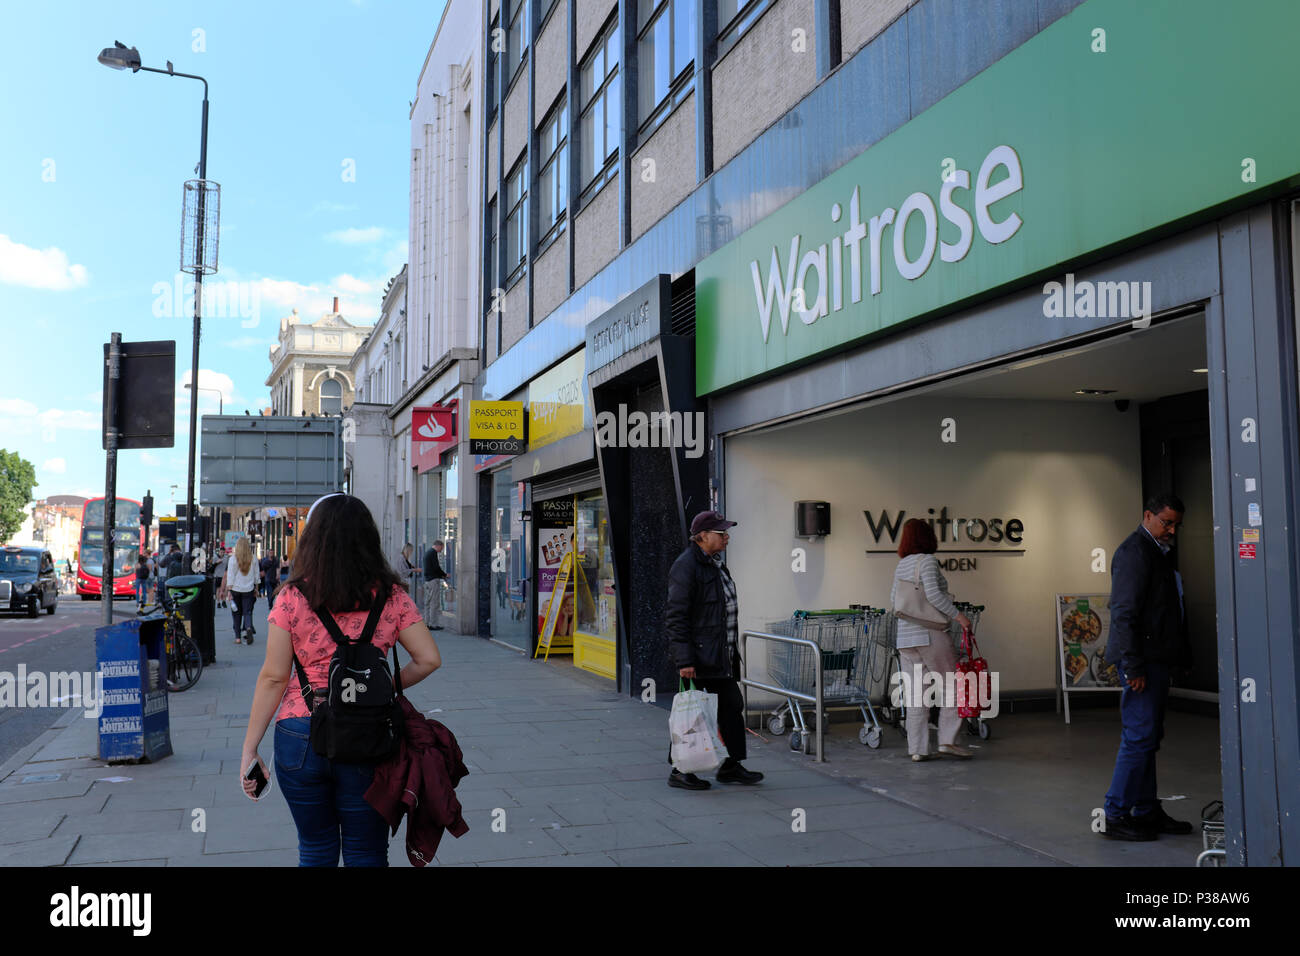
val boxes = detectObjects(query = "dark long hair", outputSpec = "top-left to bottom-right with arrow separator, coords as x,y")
279,495 -> 406,613
897,517 -> 938,558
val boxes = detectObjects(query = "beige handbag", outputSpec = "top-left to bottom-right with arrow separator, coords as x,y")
893,559 -> 950,630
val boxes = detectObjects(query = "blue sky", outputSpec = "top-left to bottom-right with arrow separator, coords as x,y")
0,0 -> 445,513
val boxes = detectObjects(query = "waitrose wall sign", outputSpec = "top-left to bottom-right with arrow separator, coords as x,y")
694,0 -> 1300,394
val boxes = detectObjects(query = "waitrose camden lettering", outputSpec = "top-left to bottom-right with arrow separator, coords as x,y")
864,508 -> 1024,547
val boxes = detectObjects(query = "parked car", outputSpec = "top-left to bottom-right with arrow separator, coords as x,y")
0,546 -> 60,617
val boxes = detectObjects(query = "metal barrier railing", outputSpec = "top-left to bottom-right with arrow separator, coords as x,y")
739,629 -> 825,763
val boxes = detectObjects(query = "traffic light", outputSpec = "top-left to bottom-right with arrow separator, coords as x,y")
285,521 -> 295,536
141,491 -> 154,528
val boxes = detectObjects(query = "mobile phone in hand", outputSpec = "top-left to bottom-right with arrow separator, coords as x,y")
244,759 -> 271,800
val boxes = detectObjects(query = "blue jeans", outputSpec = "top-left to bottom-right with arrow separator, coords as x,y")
1104,660 -> 1171,819
134,580 -> 148,603
273,717 -> 389,867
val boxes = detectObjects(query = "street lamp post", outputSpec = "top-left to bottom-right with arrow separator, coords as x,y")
184,383 -> 223,414
98,41 -> 214,573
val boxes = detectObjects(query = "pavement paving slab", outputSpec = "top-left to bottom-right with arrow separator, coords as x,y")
0,605 -> 1194,868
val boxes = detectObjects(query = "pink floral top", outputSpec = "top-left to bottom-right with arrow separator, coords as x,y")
268,584 -> 424,721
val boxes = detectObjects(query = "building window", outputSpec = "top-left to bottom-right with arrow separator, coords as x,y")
486,197 -> 499,302
717,0 -> 771,53
579,19 -> 620,198
537,96 -> 568,251
320,379 -> 342,415
487,13 -> 501,118
505,157 -> 528,282
637,0 -> 694,132
506,0 -> 528,86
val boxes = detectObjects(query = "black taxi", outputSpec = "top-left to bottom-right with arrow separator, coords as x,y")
1,546 -> 60,617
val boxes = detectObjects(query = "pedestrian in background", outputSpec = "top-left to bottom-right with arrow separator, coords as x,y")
240,493 -> 442,867
422,540 -> 448,630
890,518 -> 973,762
134,554 -> 150,611
223,537 -> 260,645
665,510 -> 763,790
1101,492 -> 1193,842
261,550 -> 280,610
213,546 -> 228,608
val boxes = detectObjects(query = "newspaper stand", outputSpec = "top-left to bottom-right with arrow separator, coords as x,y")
94,616 -> 173,763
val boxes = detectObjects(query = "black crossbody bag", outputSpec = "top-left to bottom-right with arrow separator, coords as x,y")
291,592 -> 405,762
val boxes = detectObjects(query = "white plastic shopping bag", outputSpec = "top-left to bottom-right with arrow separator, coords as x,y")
670,680 -> 727,774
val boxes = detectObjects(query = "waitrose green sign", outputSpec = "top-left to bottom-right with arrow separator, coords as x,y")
695,0 -> 1300,394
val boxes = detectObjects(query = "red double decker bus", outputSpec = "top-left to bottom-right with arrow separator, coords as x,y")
77,497 -> 145,599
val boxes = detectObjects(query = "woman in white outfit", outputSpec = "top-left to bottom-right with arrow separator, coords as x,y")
221,537 -> 261,645
890,517 -> 974,761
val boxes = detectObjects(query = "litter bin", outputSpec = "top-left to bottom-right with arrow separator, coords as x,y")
171,573 -> 217,665
94,617 -> 173,763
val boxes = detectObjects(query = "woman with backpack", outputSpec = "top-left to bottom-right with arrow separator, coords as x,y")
239,493 -> 442,866
222,537 -> 260,645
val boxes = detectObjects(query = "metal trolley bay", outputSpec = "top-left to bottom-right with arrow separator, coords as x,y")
755,608 -> 892,754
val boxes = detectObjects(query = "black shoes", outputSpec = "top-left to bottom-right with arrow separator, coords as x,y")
243,628 -> 255,645
668,770 -> 711,790
1133,806 -> 1194,835
1102,816 -> 1158,841
716,760 -> 764,785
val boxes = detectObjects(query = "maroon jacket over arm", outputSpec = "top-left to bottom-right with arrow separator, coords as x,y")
365,697 -> 469,866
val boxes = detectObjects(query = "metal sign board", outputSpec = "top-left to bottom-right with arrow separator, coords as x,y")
102,340 -> 175,450
199,415 -> 344,506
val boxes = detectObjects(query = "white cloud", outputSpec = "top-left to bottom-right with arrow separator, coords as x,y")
326,227 -> 385,244
42,457 -> 66,474
0,234 -> 90,290
381,240 -> 408,275
334,273 -> 373,295
140,452 -> 159,466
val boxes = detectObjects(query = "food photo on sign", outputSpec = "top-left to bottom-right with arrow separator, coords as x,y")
1056,594 -> 1122,689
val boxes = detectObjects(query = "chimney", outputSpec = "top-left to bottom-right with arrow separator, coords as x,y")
332,296 -> 339,314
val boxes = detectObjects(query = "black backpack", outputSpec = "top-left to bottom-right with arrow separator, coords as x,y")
291,590 -> 405,762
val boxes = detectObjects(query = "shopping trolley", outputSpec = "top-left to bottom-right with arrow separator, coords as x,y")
762,609 -> 888,752
1197,800 -> 1225,866
949,602 -> 991,740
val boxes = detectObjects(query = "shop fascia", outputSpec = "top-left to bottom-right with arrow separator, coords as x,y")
752,144 -> 1023,343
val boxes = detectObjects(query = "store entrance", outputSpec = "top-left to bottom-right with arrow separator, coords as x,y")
726,310 -> 1221,865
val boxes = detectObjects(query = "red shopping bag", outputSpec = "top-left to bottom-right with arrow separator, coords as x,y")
955,627 -> 987,718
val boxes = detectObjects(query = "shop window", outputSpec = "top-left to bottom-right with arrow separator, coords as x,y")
578,18 -> 620,201
636,0 -> 695,134
573,492 -> 616,644
537,95 -> 568,252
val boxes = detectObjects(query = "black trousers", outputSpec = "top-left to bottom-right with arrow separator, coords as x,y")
669,667 -> 747,766
230,589 -> 256,634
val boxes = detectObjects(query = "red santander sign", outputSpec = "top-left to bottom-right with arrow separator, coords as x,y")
412,404 -> 457,473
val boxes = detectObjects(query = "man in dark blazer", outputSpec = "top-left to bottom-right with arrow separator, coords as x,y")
664,510 -> 763,790
1102,492 -> 1194,841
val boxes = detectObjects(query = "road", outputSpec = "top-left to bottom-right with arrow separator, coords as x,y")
0,594 -> 134,766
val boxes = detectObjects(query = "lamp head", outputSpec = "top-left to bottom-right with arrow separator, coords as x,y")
98,41 -> 141,72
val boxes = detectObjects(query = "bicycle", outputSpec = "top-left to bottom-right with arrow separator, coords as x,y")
141,574 -> 207,692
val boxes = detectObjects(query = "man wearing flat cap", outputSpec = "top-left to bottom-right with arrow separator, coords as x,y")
664,510 -> 763,790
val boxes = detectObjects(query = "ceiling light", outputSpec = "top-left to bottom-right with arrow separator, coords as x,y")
1192,368 -> 1208,374
1074,388 -> 1117,396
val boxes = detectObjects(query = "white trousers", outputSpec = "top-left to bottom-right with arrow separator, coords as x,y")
897,637 -> 963,756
